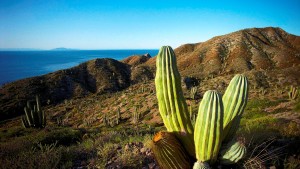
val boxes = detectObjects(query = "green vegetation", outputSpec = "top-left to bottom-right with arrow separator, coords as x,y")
0,125 -> 156,169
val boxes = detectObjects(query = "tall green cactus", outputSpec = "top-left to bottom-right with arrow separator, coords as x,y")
222,74 -> 248,142
155,46 -> 195,157
21,95 -> 46,128
194,90 -> 223,165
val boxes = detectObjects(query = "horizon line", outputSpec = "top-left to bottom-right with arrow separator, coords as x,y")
0,48 -> 160,51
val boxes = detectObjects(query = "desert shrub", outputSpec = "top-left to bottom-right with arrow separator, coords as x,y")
284,155 -> 300,169
239,116 -> 280,143
0,143 -> 61,169
294,99 -> 300,111
279,121 -> 300,137
96,142 -> 118,167
39,127 -> 82,146
0,126 -> 36,141
116,148 -> 144,168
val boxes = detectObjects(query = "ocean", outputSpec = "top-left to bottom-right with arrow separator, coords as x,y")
0,50 -> 158,85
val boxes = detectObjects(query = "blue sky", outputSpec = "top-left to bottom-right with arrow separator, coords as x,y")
0,0 -> 299,49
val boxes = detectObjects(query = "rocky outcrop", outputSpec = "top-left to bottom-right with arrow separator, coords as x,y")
122,53 -> 151,66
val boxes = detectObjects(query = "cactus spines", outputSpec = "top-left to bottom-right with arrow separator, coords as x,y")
222,74 -> 248,142
194,90 -> 223,164
21,95 -> 46,128
220,139 -> 247,165
288,86 -> 298,100
151,131 -> 191,169
193,161 -> 211,169
155,46 -> 195,156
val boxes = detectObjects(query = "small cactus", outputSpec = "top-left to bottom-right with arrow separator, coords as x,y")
288,86 -> 298,100
103,114 -> 108,126
219,139 -> 247,164
190,86 -> 198,100
116,107 -> 121,124
189,103 -> 196,126
259,88 -> 267,97
132,107 -> 140,124
21,95 -> 46,128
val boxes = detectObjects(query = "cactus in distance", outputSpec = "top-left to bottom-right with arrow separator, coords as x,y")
288,86 -> 298,100
21,95 -> 46,128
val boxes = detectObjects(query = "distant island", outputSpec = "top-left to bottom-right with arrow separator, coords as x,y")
51,47 -> 76,51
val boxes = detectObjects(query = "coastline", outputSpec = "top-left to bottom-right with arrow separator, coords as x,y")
0,49 -> 158,85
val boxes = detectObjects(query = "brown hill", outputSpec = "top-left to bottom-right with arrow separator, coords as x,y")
170,27 -> 300,78
0,27 -> 300,121
0,58 -> 131,120
121,53 -> 151,66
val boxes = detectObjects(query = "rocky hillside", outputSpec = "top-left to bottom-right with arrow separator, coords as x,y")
1,27 -> 300,121
172,27 -> 300,77
0,58 -> 131,120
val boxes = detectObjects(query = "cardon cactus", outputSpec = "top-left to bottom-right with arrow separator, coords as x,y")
155,46 -> 195,157
152,46 -> 249,169
194,90 -> 223,165
21,95 -> 46,128
222,74 -> 249,143
220,139 -> 247,164
151,131 -> 191,169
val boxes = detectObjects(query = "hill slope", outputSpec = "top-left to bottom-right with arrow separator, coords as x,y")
171,27 -> 300,77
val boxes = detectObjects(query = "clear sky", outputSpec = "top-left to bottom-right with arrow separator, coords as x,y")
0,0 -> 299,49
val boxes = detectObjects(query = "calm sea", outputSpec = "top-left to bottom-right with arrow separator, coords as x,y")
0,50 -> 158,85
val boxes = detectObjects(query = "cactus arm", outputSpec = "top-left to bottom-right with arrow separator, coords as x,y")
155,46 -> 195,157
194,90 -> 223,164
36,95 -> 43,126
36,95 -> 41,111
220,140 -> 247,164
21,116 -> 30,128
222,74 -> 248,142
24,106 -> 33,127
